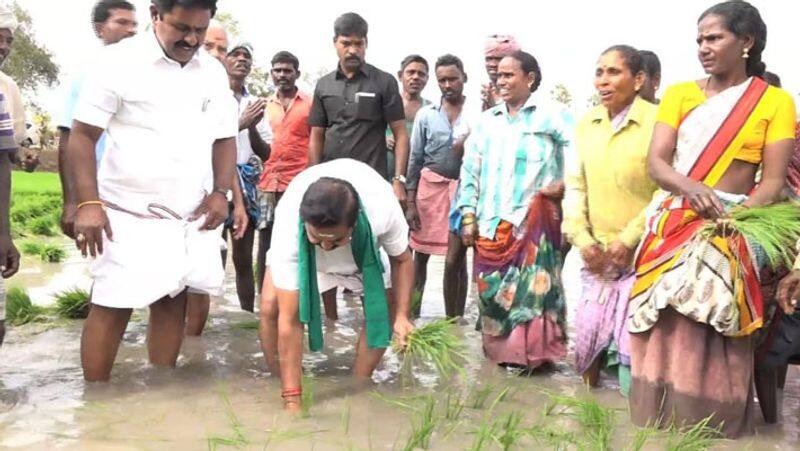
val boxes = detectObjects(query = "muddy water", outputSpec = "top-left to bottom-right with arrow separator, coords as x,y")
0,248 -> 798,450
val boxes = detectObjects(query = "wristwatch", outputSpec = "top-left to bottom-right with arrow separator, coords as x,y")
393,175 -> 407,184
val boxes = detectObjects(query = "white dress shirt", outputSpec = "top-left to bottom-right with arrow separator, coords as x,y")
267,159 -> 409,291
74,31 -> 239,217
235,88 -> 272,164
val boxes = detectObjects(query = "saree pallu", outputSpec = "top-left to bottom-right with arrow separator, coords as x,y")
574,270 -> 635,393
629,77 -> 771,438
475,193 -> 567,368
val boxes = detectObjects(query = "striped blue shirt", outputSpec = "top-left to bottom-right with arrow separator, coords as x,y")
456,94 -> 573,239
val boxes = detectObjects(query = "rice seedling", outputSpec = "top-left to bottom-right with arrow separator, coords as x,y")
665,415 -> 723,451
487,386 -> 512,412
301,374 -> 314,418
469,384 -> 494,410
627,424 -> 661,451
207,391 -> 250,450
542,391 -> 616,451
53,287 -> 91,319
28,216 -> 56,236
443,390 -> 465,421
40,243 -> 66,263
370,390 -> 427,411
697,202 -> 800,268
402,395 -> 438,450
469,416 -> 497,451
394,318 -> 466,379
5,286 -> 45,326
19,240 -> 44,256
493,410 -> 527,451
340,399 -> 351,434
527,424 -> 577,450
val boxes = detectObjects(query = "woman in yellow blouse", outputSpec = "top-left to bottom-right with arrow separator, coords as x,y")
627,1 -> 796,437
564,45 -> 658,395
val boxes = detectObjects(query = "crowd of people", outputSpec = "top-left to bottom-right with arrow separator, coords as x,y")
1,0 -> 799,439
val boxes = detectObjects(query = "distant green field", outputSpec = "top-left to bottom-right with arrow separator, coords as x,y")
11,171 -> 61,195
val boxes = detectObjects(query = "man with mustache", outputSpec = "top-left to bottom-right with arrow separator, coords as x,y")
386,55 -> 431,181
406,54 -> 473,319
308,12 -> 407,196
253,51 -> 310,300
185,41 -> 272,336
67,0 -> 238,381
58,0 -> 138,238
0,4 -> 21,347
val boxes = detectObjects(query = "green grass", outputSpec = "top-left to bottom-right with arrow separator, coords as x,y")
469,384 -> 494,410
19,240 -> 45,255
230,320 -> 259,330
53,287 -> 91,319
494,410 -> 527,451
395,318 -> 466,379
28,216 -> 55,236
402,395 -> 438,451
40,243 -> 66,263
5,286 -> 45,326
11,171 -> 61,195
543,391 -> 617,451
665,415 -> 723,450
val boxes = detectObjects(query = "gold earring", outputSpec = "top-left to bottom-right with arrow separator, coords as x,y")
742,48 -> 750,59
528,82 -> 533,88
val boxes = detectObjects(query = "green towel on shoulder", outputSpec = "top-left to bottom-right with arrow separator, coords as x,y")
297,207 -> 392,352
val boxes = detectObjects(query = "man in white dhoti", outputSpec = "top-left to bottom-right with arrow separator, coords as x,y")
67,0 -> 237,382
259,159 -> 415,411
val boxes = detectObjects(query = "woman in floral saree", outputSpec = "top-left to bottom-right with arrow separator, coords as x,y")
628,1 -> 796,437
457,50 -> 573,370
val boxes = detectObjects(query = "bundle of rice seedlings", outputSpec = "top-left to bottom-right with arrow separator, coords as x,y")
697,202 -> 800,268
394,318 -> 466,378
28,216 -> 55,237
5,287 -> 45,326
54,287 -> 91,319
19,240 -> 45,256
40,244 -> 66,263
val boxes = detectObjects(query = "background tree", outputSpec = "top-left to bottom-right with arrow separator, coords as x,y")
3,2 -> 59,94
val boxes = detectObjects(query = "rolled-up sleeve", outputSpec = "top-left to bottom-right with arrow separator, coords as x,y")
378,199 -> 410,257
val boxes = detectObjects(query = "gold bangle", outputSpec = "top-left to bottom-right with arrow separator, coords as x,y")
77,200 -> 105,210
461,218 -> 476,226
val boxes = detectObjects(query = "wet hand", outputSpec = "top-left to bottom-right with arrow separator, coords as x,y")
0,234 -> 20,278
74,204 -> 113,258
239,98 -> 266,131
232,203 -> 249,240
581,244 -> 607,274
190,192 -> 228,231
393,180 -> 408,210
607,241 -> 634,271
393,315 -> 415,350
60,203 -> 77,239
405,203 -> 421,231
681,180 -> 725,219
776,269 -> 800,315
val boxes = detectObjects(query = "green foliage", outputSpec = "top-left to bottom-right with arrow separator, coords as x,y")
27,216 -> 54,236
19,240 -> 44,255
4,2 -> 59,93
469,384 -> 494,410
40,243 -> 65,262
665,415 -> 722,450
402,395 -> 437,450
5,286 -> 44,326
543,391 -> 616,451
231,320 -> 259,330
698,202 -> 800,268
395,318 -> 466,379
54,287 -> 90,319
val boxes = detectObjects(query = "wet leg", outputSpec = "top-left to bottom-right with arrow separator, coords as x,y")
147,292 -> 187,367
444,232 -> 468,318
184,293 -> 210,336
231,223 -> 256,312
81,304 -> 132,381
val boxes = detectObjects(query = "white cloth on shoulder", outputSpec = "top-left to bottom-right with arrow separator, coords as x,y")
90,208 -> 225,309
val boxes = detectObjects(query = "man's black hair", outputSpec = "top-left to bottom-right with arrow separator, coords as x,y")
92,0 -> 135,24
151,0 -> 217,17
400,54 -> 428,72
334,12 -> 368,39
272,51 -> 300,71
300,177 -> 359,228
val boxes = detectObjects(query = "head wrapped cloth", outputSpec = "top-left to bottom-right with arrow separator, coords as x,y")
227,41 -> 254,58
484,34 -> 520,58
0,4 -> 17,33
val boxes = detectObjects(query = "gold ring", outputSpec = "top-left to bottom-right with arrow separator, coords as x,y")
76,233 -> 86,243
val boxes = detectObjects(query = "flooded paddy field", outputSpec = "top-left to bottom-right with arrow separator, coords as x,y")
1,248 -> 798,450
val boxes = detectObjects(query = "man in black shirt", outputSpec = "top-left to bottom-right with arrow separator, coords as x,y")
308,12 -> 409,206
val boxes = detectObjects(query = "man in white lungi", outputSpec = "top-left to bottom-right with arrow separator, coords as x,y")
68,0 -> 237,382
259,159 -> 415,411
